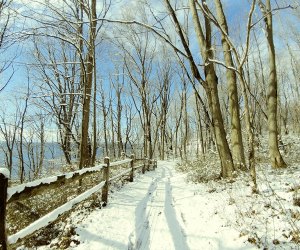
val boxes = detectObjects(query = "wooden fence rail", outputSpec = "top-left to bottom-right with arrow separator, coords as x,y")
0,156 -> 157,249
0,171 -> 9,250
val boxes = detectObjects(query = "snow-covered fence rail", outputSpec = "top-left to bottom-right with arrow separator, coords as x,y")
7,164 -> 106,204
0,156 -> 157,249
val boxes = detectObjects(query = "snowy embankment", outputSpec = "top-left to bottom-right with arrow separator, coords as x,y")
35,161 -> 258,250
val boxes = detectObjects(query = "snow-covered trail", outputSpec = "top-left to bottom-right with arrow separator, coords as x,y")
71,161 -> 256,250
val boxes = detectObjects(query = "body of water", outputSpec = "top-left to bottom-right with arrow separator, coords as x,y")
0,142 -> 65,179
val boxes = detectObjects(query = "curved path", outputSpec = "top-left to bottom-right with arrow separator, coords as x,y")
71,161 -> 256,250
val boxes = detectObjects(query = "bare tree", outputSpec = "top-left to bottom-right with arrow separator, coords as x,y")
79,0 -> 98,168
0,0 -> 14,92
110,69 -> 125,158
214,0 -> 246,169
196,0 -> 258,189
99,84 -> 109,156
21,117 -> 45,181
32,38 -> 81,165
119,26 -> 158,159
184,0 -> 234,177
0,103 -> 20,177
258,0 -> 287,168
18,79 -> 30,183
154,55 -> 172,160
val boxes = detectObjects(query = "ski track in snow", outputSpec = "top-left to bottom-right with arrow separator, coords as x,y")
39,161 -> 257,250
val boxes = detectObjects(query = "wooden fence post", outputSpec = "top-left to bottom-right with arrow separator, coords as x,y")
0,171 -> 8,250
101,157 -> 110,206
129,154 -> 135,182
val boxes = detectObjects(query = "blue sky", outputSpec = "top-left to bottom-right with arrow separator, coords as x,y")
0,0 -> 299,116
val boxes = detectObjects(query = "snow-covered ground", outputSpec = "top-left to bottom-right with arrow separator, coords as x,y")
33,161 -> 260,250
15,152 -> 300,250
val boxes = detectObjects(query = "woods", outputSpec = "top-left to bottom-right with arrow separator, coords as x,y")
0,0 -> 299,182
0,0 -> 300,249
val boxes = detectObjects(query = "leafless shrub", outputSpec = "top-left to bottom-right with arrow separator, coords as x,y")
177,150 -> 221,183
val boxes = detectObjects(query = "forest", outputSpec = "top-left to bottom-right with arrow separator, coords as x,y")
1,0 -> 299,183
1,0 -> 300,249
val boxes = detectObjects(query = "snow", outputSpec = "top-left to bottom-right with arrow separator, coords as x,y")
65,164 -> 106,179
36,161 -> 256,250
16,151 -> 300,249
109,168 -> 132,182
110,159 -> 131,167
8,176 -> 58,201
7,164 -> 106,201
8,180 -> 106,245
0,167 -> 10,179
8,160 -> 129,202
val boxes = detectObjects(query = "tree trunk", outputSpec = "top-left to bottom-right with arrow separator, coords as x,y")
19,90 -> 29,183
92,56 -> 97,166
116,86 -> 124,157
195,92 -> 205,155
37,119 -> 45,178
214,0 -> 246,169
205,67 -> 235,177
183,88 -> 188,161
189,0 -> 235,177
110,100 -> 116,158
79,0 -> 97,169
259,0 -> 286,168
146,116 -> 153,158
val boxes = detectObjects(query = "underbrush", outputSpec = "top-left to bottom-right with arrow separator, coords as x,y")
176,150 -> 221,183
177,134 -> 300,249
9,161 -> 136,250
14,174 -> 133,250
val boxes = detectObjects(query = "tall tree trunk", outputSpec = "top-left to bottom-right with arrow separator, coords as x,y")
92,56 -> 97,166
61,138 -> 72,165
143,117 -> 148,159
100,90 -> 109,156
79,0 -> 97,169
259,0 -> 286,168
146,116 -> 153,158
19,82 -> 30,183
205,66 -> 235,177
110,100 -> 116,158
214,0 -> 246,169
195,92 -> 205,155
182,88 -> 188,161
238,68 -> 258,193
174,127 -> 179,158
37,118 -> 45,179
116,86 -> 124,157
188,0 -> 234,177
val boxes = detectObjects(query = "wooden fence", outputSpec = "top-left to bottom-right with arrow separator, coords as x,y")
0,156 -> 157,250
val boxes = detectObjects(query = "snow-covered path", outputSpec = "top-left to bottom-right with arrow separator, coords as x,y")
71,161 -> 256,250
